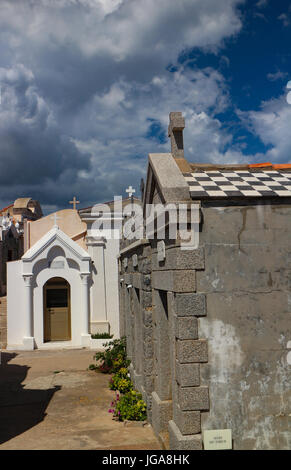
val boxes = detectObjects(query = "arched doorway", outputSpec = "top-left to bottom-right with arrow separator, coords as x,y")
43,277 -> 71,342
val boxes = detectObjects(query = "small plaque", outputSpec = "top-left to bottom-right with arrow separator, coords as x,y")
203,429 -> 232,450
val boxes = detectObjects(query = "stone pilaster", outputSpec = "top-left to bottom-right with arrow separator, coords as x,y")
168,254 -> 209,450
80,272 -> 91,346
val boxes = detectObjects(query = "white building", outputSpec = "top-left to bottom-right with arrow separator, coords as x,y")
6,198 -> 137,350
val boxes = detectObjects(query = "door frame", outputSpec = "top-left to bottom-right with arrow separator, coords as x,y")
43,277 -> 71,342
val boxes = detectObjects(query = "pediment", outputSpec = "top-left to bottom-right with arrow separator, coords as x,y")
22,226 -> 90,263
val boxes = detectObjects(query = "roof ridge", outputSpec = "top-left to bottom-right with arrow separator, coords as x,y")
188,162 -> 291,172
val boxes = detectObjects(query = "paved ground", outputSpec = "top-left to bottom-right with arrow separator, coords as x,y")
0,348 -> 161,450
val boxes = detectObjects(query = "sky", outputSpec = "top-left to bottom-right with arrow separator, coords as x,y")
0,0 -> 291,212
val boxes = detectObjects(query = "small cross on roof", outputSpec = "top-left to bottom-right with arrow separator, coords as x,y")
69,196 -> 80,210
126,186 -> 136,198
51,213 -> 61,228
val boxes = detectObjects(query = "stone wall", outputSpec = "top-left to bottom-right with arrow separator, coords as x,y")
119,199 -> 291,450
119,243 -> 154,418
119,239 -> 209,449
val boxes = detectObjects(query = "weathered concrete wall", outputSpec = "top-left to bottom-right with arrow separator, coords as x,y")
119,200 -> 291,450
198,201 -> 291,450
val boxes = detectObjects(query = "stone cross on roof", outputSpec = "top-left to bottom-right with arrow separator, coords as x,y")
69,196 -> 80,210
168,111 -> 185,159
126,186 -> 136,198
51,213 -> 61,228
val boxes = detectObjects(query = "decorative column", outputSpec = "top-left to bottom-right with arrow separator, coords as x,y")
80,272 -> 91,346
22,274 -> 34,350
86,236 -> 109,334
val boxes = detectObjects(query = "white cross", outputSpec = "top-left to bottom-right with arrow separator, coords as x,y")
126,186 -> 136,198
51,213 -> 61,228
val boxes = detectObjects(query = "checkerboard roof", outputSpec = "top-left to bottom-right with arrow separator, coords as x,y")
183,169 -> 291,199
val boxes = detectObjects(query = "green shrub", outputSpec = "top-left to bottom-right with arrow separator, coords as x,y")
91,332 -> 114,339
109,390 -> 147,422
91,336 -> 130,374
109,368 -> 133,393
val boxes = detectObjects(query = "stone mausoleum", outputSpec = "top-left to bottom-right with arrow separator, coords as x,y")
5,197 -> 134,350
118,112 -> 291,450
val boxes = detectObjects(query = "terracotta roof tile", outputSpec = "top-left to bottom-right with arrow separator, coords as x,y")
248,162 -> 273,168
0,203 -> 14,214
188,161 -> 291,172
272,164 -> 291,170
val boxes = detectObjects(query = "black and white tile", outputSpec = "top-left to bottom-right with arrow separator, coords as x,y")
183,171 -> 291,198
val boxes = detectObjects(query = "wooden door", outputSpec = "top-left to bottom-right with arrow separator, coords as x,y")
44,277 -> 71,342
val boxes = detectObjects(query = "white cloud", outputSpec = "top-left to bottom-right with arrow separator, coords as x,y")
256,0 -> 268,8
0,0 -> 243,60
238,95 -> 291,163
267,70 -> 288,82
0,64 -> 49,129
71,65 -> 246,182
278,12 -> 290,27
